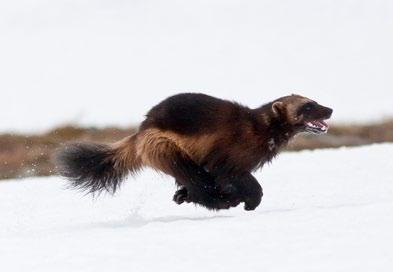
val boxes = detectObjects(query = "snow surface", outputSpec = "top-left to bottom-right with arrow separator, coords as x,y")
1,0 -> 393,132
1,144 -> 393,272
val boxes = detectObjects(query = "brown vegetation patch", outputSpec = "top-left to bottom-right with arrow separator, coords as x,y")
0,126 -> 136,180
1,120 -> 392,180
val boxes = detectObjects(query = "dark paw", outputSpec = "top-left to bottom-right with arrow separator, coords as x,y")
244,203 -> 257,211
173,187 -> 189,205
244,199 -> 261,211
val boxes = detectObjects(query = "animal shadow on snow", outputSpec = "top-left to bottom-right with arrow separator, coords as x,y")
72,214 -> 233,231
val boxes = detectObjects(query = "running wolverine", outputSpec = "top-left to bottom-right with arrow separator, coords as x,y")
57,93 -> 332,211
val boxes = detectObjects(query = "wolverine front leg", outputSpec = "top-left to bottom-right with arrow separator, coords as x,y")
214,172 -> 263,211
237,173 -> 263,210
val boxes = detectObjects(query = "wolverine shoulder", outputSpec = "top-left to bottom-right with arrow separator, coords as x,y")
141,93 -> 246,134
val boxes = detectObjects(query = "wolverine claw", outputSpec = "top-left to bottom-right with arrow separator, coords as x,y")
173,187 -> 188,205
173,194 -> 185,204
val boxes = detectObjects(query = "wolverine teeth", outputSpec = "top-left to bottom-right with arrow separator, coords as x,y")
305,120 -> 329,133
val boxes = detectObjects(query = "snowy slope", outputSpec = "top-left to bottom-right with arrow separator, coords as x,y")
1,0 -> 393,132
1,144 -> 393,272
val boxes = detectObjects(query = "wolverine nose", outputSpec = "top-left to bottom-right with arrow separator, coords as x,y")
325,107 -> 333,118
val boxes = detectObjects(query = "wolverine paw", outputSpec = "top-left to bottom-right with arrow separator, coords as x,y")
243,198 -> 261,211
173,187 -> 189,205
244,202 -> 258,211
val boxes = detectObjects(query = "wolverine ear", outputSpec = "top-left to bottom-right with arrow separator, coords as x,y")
272,101 -> 284,117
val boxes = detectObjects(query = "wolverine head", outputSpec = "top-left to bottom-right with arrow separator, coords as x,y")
271,94 -> 333,134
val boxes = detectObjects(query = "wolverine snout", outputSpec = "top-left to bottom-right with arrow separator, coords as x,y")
324,107 -> 333,119
315,105 -> 333,120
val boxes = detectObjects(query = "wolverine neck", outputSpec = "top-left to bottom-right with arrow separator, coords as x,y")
253,103 -> 296,149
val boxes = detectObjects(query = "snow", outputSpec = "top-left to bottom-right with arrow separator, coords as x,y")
1,144 -> 392,271
1,0 -> 393,132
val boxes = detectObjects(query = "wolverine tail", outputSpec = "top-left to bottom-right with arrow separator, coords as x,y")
56,134 -> 141,194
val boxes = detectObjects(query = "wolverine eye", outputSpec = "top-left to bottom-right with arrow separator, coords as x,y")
305,105 -> 312,111
303,102 -> 315,112
298,102 -> 315,115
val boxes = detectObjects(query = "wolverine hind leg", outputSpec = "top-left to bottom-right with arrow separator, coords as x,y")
173,182 -> 241,209
138,131 -> 239,210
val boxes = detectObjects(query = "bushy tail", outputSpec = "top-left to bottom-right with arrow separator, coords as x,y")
56,134 -> 141,194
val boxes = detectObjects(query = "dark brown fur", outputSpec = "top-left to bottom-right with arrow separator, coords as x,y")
56,93 -> 332,210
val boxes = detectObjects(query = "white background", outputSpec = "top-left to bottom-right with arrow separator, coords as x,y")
1,0 -> 393,132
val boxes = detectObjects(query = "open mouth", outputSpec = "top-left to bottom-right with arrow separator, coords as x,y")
304,119 -> 329,134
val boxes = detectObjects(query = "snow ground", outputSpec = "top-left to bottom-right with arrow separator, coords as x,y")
1,0 -> 393,132
1,144 -> 392,272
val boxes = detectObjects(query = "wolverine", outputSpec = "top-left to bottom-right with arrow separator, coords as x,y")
56,93 -> 332,211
